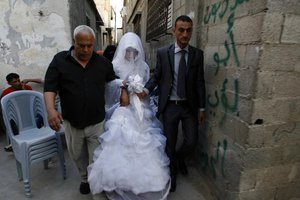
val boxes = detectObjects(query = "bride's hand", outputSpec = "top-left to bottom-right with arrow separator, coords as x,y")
120,88 -> 130,106
122,80 -> 127,86
136,91 -> 146,100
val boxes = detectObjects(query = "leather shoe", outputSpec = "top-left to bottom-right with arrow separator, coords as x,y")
79,182 -> 90,194
4,144 -> 13,152
170,175 -> 176,192
178,160 -> 188,176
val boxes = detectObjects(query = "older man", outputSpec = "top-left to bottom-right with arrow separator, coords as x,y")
44,25 -> 115,194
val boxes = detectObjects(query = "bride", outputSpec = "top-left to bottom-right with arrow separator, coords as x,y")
88,32 -> 170,200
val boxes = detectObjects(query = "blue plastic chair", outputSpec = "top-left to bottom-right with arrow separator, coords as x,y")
1,90 -> 66,197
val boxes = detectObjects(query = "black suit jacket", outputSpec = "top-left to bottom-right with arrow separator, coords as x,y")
145,44 -> 206,115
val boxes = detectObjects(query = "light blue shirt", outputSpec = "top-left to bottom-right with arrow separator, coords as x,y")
169,42 -> 189,100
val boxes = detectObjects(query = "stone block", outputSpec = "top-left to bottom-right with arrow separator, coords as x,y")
255,71 -> 275,100
275,179 -> 300,200
282,14 -> 300,44
247,125 -> 264,148
237,0 -> 267,16
251,98 -> 298,124
239,169 -> 259,191
273,72 -> 300,98
226,191 -> 239,200
237,96 -> 253,124
244,45 -> 261,69
262,12 -> 284,43
234,119 -> 250,146
239,188 -> 276,200
228,66 -> 255,96
268,0 -> 300,15
223,147 -> 244,191
233,13 -> 265,44
255,164 -> 299,188
204,45 -> 220,67
259,44 -> 300,72
282,144 -> 300,164
205,64 -> 227,85
263,122 -> 300,147
243,147 -> 283,169
207,23 -> 228,45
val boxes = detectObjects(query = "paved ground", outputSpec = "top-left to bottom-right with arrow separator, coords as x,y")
0,132 -> 216,200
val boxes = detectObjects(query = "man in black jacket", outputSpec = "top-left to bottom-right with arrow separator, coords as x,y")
137,15 -> 206,192
44,25 -> 115,195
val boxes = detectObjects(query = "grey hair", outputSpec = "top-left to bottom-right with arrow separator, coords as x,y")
73,25 -> 95,39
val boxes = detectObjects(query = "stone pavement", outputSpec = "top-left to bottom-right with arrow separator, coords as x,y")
0,133 -> 216,200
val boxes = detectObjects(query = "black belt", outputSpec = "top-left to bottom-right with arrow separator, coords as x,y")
168,100 -> 187,105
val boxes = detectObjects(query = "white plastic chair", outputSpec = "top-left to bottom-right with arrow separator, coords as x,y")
1,90 -> 66,197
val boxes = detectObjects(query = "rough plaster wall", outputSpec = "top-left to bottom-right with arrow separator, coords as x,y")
0,0 -> 71,92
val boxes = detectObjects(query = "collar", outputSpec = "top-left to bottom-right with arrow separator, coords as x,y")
66,46 -> 97,60
66,46 -> 74,58
174,42 -> 189,54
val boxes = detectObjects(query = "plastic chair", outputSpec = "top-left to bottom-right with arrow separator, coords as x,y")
1,90 -> 66,197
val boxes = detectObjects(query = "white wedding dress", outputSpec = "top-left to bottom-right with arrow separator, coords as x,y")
88,32 -> 170,200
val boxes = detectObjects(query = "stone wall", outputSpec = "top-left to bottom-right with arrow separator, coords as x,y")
200,0 -> 300,199
241,0 -> 300,199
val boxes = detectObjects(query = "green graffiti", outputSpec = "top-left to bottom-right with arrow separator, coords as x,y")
207,90 -> 219,108
204,0 -> 229,24
229,31 -> 240,67
204,2 -> 222,24
205,0 -> 247,125
207,78 -> 239,125
219,0 -> 229,19
209,139 -> 228,178
213,40 -> 230,75
230,0 -> 249,11
204,0 -> 248,75
227,12 -> 235,33
220,78 -> 239,126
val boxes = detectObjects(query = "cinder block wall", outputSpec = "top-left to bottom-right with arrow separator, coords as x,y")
199,0 -> 300,199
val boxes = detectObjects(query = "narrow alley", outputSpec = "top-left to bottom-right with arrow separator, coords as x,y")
0,133 -> 216,200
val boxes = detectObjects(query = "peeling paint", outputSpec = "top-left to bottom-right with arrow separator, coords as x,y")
0,0 -> 71,90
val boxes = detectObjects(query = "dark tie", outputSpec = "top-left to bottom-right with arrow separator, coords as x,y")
177,50 -> 187,98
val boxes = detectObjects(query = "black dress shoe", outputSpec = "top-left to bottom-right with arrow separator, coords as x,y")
178,160 -> 188,176
79,182 -> 90,194
170,175 -> 176,192
4,144 -> 13,152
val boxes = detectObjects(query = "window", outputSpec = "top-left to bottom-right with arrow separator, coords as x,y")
133,14 -> 141,37
146,0 -> 172,41
86,14 -> 91,26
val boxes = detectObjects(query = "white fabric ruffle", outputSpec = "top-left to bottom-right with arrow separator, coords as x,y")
88,74 -> 170,199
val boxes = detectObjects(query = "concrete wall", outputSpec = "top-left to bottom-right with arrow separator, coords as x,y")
69,0 -> 102,50
95,0 -> 113,49
0,0 -> 71,92
200,0 -> 300,199
240,0 -> 300,199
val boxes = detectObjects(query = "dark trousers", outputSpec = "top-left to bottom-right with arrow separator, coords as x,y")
162,102 -> 198,175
